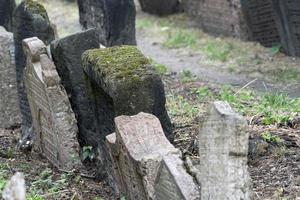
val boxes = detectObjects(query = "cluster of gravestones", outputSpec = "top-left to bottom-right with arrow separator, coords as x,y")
1,0 -> 252,199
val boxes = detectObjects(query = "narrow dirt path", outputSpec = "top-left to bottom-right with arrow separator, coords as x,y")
136,32 -> 300,98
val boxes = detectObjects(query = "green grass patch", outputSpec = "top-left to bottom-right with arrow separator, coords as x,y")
203,40 -> 233,62
163,30 -> 197,49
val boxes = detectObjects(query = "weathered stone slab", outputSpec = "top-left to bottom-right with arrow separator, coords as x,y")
0,26 -> 20,128
23,37 -> 81,170
197,101 -> 252,200
106,113 -> 184,199
82,46 -> 173,145
77,0 -> 136,46
2,173 -> 25,200
0,0 -> 16,31
154,154 -> 200,200
138,0 -> 180,16
12,0 -> 55,144
50,29 -> 99,147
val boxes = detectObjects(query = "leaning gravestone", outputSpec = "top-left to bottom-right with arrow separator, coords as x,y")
138,0 -> 180,16
106,113 -> 200,199
77,0 -> 136,46
197,101 -> 252,200
23,37 -> 81,170
12,0 -> 55,144
50,29 -> 99,147
0,0 -> 16,31
0,26 -> 20,128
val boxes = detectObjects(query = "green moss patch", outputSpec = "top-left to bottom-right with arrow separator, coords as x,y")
24,0 -> 48,20
82,46 -> 151,83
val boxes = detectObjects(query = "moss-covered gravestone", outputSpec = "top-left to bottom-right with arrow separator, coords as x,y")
82,46 -> 173,183
12,0 -> 55,147
77,0 -> 136,47
0,0 -> 16,31
50,29 -> 99,147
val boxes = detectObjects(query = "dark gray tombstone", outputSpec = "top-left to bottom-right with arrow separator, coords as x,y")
50,29 -> 99,147
12,0 -> 55,147
0,0 -> 16,31
77,0 -> 136,47
138,0 -> 180,16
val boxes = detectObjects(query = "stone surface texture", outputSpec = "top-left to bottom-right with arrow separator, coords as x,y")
0,26 -> 20,128
0,0 -> 16,31
106,113 -> 199,199
2,173 -> 25,200
138,0 -> 180,16
77,0 -> 136,46
12,0 -> 55,141
183,0 -> 249,39
197,101 -> 252,200
50,29 -> 99,147
23,37 -> 81,170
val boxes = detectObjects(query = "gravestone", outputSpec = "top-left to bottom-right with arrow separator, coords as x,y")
51,29 -> 99,147
197,101 -> 252,200
0,26 -> 20,128
138,0 -> 180,16
2,173 -> 25,200
106,113 -> 199,199
0,0 -> 16,31
12,0 -> 55,144
77,0 -> 136,46
23,37 -> 81,170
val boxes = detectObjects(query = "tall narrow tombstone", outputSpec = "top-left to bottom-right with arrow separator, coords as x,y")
106,113 -> 199,199
198,101 -> 252,200
0,26 -> 20,128
77,0 -> 136,46
51,29 -> 99,147
0,0 -> 16,31
23,37 -> 81,170
12,0 -> 55,145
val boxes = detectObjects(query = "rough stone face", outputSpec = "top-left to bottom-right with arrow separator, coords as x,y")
154,154 -> 200,200
197,101 -> 252,200
0,0 -> 16,31
183,0 -> 249,39
0,26 -> 20,128
106,113 -> 198,199
50,29 -> 99,147
138,0 -> 180,16
12,0 -> 55,143
2,173 -> 26,200
77,0 -> 136,46
23,37 -> 81,170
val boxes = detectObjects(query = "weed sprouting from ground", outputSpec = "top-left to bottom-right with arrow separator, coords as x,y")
203,40 -> 233,62
163,30 -> 198,49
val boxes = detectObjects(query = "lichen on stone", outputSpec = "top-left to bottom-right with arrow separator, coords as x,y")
24,0 -> 48,20
82,46 -> 151,84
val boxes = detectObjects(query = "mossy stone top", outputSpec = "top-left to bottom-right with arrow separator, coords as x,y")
82,46 -> 152,84
24,0 -> 48,20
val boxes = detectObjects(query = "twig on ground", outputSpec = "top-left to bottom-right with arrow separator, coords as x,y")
234,78 -> 257,96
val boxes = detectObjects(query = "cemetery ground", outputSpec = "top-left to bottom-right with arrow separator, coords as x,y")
0,0 -> 299,199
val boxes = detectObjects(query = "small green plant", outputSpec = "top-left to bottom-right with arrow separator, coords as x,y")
193,87 -> 213,101
179,70 -> 195,83
270,43 -> 282,55
203,40 -> 232,62
27,193 -> 44,200
136,18 -> 155,30
81,146 -> 96,162
163,30 -> 197,49
153,63 -> 168,75
261,132 -> 283,144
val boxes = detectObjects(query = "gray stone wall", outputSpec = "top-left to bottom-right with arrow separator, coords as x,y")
23,37 -> 81,170
0,26 -> 20,128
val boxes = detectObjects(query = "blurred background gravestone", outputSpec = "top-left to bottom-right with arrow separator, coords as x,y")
138,0 -> 181,16
0,26 -> 20,128
77,0 -> 136,46
0,0 -> 16,32
12,0 -> 55,146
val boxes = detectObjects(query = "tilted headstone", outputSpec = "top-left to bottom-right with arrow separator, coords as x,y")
23,37 -> 81,170
77,0 -> 136,47
0,0 -> 16,31
197,101 -> 252,200
50,29 -> 99,147
138,0 -> 180,16
12,0 -> 55,144
106,113 -> 199,199
0,26 -> 20,128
